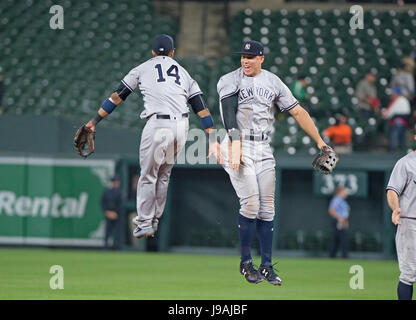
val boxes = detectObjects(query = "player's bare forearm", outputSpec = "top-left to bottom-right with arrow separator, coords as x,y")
86,92 -> 123,131
387,189 -> 401,225
197,108 -> 223,164
387,189 -> 400,211
289,104 -> 326,149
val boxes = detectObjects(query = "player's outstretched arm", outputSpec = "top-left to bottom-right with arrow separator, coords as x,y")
387,189 -> 401,225
220,93 -> 243,171
289,104 -> 326,149
188,94 -> 222,164
85,82 -> 132,131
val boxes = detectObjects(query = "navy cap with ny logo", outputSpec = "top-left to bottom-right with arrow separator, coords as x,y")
238,40 -> 264,56
152,34 -> 175,55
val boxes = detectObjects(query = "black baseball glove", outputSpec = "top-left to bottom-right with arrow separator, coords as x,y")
312,145 -> 339,174
74,125 -> 95,158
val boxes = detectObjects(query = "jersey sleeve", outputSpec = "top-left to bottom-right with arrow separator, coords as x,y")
274,76 -> 299,112
386,159 -> 408,196
121,66 -> 141,92
188,77 -> 202,100
217,72 -> 239,100
180,67 -> 202,100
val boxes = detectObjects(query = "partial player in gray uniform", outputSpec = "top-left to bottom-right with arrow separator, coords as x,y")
83,34 -> 221,239
386,131 -> 416,300
217,40 -> 328,285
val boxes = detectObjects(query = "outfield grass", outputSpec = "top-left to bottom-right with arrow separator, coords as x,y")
0,248 -> 399,300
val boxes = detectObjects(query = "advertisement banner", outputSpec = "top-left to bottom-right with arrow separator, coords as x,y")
0,157 -> 115,246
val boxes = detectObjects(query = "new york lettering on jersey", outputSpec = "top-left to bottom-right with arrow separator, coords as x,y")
238,85 -> 275,104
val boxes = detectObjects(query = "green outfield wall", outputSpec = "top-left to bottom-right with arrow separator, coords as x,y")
119,152 -> 402,259
0,152 -> 403,259
0,157 -> 115,246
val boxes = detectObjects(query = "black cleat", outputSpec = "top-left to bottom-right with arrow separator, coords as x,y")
240,260 -> 264,284
259,264 -> 282,286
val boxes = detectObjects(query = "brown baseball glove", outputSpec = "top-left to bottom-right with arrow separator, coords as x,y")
74,125 -> 95,158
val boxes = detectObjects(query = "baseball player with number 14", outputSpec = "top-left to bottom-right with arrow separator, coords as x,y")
75,34 -> 222,239
217,40 -> 338,285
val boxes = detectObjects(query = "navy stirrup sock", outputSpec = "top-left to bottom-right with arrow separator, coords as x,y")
256,219 -> 274,267
238,214 -> 255,263
398,281 -> 413,300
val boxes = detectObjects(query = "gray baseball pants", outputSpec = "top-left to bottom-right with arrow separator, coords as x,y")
220,135 -> 276,221
135,114 -> 189,229
396,218 -> 416,285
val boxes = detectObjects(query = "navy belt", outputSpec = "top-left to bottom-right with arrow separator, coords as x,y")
156,113 -> 189,119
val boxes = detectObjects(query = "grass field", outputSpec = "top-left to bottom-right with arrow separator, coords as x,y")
0,248 -> 399,300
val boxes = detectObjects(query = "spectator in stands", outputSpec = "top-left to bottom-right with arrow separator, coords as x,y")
290,75 -> 308,106
101,174 -> 123,250
0,67 -> 4,115
328,186 -> 350,259
323,114 -> 353,154
382,87 -> 412,153
390,57 -> 415,103
355,69 -> 380,119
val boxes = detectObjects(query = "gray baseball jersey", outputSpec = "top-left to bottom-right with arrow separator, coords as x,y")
217,67 -> 298,136
386,151 -> 416,218
122,55 -> 202,119
216,68 -> 299,222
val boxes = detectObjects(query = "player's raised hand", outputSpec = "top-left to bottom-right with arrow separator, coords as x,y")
229,140 -> 243,171
208,141 -> 223,164
85,120 -> 96,133
392,208 -> 401,225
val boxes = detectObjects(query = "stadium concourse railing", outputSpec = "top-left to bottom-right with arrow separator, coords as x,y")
118,151 -> 400,259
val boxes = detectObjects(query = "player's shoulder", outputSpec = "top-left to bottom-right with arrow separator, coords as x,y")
261,69 -> 283,82
401,151 -> 416,163
394,152 -> 415,170
128,59 -> 151,73
217,68 -> 243,84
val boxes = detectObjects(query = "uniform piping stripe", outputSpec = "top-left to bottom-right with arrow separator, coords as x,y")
220,90 -> 239,101
282,101 -> 299,111
121,80 -> 133,92
188,91 -> 203,100
386,186 -> 401,196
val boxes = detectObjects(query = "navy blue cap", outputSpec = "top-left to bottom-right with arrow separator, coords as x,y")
238,40 -> 264,56
152,34 -> 174,55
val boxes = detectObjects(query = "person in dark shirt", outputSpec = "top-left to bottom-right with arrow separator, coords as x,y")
101,175 -> 123,250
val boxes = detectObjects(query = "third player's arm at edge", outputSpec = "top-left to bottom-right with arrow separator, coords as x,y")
387,189 -> 401,225
288,104 -> 327,149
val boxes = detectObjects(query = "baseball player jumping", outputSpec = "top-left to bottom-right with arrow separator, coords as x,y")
386,130 -> 416,300
217,40 -> 329,285
79,34 -> 221,239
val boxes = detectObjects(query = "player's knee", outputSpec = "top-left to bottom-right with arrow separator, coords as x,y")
240,195 -> 260,219
257,197 -> 275,221
257,211 -> 275,221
